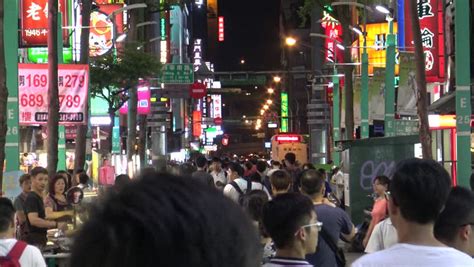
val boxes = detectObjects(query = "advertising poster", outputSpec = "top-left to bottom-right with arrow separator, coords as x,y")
341,78 -> 361,126
397,52 -> 417,115
369,68 -> 386,122
18,64 -> 89,125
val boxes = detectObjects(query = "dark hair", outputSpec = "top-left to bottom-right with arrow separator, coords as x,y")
179,163 -> 196,177
57,170 -> 72,190
19,174 -> 31,185
229,162 -> 244,177
434,187 -> 474,243
271,160 -> 281,168
284,153 -> 296,165
49,174 -> 67,195
391,158 -> 451,224
256,161 -> 268,173
263,193 -> 314,249
195,156 -> 207,168
31,166 -> 48,177
114,174 -> 131,192
212,157 -> 221,164
303,163 -> 315,170
270,170 -> 292,191
244,161 -> 253,171
70,173 -> 261,267
374,175 -> 390,187
79,173 -> 90,185
243,190 -> 269,238
300,169 -> 325,196
0,198 -> 15,232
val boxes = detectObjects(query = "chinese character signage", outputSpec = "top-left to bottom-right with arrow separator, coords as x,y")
20,0 -> 69,47
404,0 -> 444,82
211,94 -> 222,118
218,16 -> 224,42
281,92 -> 289,132
18,64 -> 89,125
360,23 -> 399,75
161,63 -> 194,84
322,12 -> 343,63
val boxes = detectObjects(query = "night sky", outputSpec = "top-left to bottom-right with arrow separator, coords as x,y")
217,0 -> 281,71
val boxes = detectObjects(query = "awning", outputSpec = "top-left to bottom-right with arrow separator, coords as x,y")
428,91 -> 455,114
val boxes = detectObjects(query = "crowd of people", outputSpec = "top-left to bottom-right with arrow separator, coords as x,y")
0,154 -> 473,266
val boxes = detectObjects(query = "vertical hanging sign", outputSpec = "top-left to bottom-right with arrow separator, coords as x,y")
280,92 -> 289,132
218,16 -> 224,42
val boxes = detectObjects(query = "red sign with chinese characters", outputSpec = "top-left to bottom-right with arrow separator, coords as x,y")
20,0 -> 69,47
404,0 -> 445,82
218,16 -> 224,42
193,111 -> 202,137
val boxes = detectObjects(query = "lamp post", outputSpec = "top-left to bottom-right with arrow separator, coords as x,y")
376,5 -> 396,137
455,1 -> 472,187
331,1 -> 371,139
310,33 -> 344,165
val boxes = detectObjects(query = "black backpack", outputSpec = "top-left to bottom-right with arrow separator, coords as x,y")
230,178 -> 252,205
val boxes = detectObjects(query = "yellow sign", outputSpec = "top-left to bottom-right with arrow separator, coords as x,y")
359,22 -> 399,75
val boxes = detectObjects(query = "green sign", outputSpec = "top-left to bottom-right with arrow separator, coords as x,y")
281,92 -> 288,132
27,47 -> 73,64
220,75 -> 267,86
160,64 -> 194,84
394,120 -> 419,136
112,117 -> 120,153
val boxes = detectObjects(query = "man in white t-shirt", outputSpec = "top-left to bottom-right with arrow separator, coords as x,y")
0,197 -> 46,267
364,217 -> 398,253
223,162 -> 269,203
353,158 -> 473,267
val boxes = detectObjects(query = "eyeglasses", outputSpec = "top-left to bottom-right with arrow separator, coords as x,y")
298,221 -> 323,233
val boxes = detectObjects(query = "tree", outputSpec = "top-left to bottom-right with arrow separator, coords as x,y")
0,0 -> 8,190
74,0 -> 92,177
46,0 -> 59,176
89,44 -> 161,154
410,0 -> 432,159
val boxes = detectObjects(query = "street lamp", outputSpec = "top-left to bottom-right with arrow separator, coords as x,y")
267,88 -> 275,94
106,3 -> 148,19
375,4 -> 390,14
273,76 -> 281,83
263,104 -> 269,110
285,37 -> 297,47
310,33 -> 344,165
266,99 -> 273,105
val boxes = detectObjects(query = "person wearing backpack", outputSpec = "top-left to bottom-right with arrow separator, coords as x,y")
223,162 -> 269,204
0,197 -> 46,267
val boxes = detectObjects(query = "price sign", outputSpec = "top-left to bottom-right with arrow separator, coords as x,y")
18,64 -> 89,125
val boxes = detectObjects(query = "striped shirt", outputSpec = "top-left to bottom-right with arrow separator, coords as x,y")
262,257 -> 313,267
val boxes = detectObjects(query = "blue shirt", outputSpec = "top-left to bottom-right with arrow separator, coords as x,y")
306,204 -> 352,267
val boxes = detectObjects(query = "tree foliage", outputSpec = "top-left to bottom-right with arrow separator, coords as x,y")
90,43 -> 162,113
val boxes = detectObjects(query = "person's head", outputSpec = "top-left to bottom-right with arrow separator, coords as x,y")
0,198 -> 15,237
30,166 -> 48,193
284,153 -> 296,166
57,170 -> 72,190
195,156 -> 208,169
114,174 -> 131,192
271,160 -> 281,170
68,187 -> 84,204
70,172 -> 261,267
227,162 -> 244,180
244,161 -> 253,171
242,190 -> 270,237
302,163 -> 315,170
373,175 -> 390,197
179,163 -> 196,177
300,169 -> 325,198
434,187 -> 474,256
79,173 -> 89,185
19,174 -> 31,194
269,170 -> 292,195
389,158 -> 451,227
256,161 -> 267,174
49,174 -> 67,195
212,157 -> 222,172
263,193 -> 319,255
75,169 -> 85,184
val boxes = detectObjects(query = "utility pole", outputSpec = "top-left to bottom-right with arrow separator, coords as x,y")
46,0 -> 59,175
384,15 -> 396,137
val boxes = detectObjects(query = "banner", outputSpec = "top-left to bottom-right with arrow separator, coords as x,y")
341,78 -> 361,126
20,0 -> 68,47
369,68 -> 386,122
18,64 -> 89,125
397,52 -> 417,115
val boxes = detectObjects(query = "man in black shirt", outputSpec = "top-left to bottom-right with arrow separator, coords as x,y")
24,167 -> 65,248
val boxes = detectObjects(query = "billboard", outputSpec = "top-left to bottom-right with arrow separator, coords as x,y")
20,0 -> 69,47
18,64 -> 89,125
397,52 -> 417,115
369,68 -> 386,122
